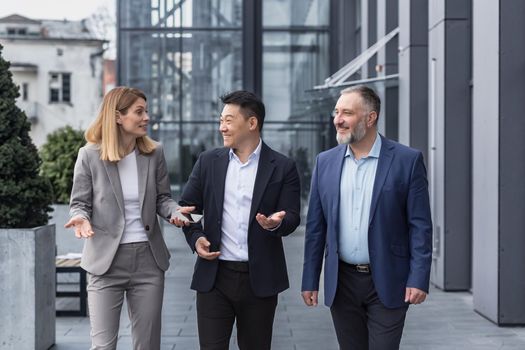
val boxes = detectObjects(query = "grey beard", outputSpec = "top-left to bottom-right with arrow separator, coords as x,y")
336,121 -> 366,145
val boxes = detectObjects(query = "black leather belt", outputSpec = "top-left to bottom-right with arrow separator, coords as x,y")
340,261 -> 371,273
219,260 -> 249,272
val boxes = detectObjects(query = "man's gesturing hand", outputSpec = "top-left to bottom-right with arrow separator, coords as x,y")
301,291 -> 319,307
64,215 -> 94,239
170,206 -> 196,227
256,210 -> 286,230
195,237 -> 221,260
405,287 -> 427,304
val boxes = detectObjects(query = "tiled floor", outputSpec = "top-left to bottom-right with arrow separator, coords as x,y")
54,225 -> 525,349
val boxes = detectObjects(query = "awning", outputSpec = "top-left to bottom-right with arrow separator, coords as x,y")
315,26 -> 399,89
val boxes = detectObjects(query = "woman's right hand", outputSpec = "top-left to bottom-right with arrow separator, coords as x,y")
64,215 -> 95,239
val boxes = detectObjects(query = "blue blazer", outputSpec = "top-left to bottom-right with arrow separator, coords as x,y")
301,135 -> 432,309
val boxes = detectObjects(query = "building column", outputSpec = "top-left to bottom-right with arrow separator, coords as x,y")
242,0 -> 262,96
472,0 -> 525,325
376,0 -> 398,140
398,0 -> 428,159
428,0 -> 472,291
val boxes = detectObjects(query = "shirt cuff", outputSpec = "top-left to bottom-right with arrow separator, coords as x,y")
267,221 -> 282,231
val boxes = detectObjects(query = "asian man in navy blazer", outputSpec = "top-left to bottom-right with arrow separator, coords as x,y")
175,90 -> 301,350
301,85 -> 432,350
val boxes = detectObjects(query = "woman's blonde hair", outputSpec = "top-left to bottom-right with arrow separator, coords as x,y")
85,86 -> 156,161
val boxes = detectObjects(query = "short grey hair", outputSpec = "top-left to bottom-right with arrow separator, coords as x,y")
340,85 -> 381,121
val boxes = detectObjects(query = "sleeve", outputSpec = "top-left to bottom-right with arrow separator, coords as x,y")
405,152 -> 433,293
301,155 -> 327,292
155,144 -> 178,219
69,147 -> 93,221
265,159 -> 301,237
180,153 -> 206,252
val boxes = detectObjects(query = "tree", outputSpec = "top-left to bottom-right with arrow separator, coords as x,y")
40,126 -> 85,204
40,126 -> 86,204
0,44 -> 53,228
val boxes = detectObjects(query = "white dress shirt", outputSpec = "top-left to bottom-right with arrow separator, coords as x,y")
219,140 -> 262,261
117,150 -> 148,244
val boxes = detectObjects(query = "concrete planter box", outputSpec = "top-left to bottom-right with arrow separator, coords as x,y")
50,204 -> 83,255
0,224 -> 56,350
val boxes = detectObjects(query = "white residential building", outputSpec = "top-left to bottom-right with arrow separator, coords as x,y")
0,14 -> 106,147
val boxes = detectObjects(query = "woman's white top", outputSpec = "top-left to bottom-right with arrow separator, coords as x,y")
117,150 -> 149,244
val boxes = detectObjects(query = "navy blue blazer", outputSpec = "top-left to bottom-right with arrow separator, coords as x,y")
181,142 -> 301,297
301,135 -> 432,309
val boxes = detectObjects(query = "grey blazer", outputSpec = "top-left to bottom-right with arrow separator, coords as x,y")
69,142 -> 177,275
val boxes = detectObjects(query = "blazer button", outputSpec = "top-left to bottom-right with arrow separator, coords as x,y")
145,225 -> 150,231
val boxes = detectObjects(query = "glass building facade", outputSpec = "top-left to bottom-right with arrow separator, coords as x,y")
117,0 -> 336,196
118,0 -> 525,327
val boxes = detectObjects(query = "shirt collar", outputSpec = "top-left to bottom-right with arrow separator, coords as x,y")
229,138 -> 262,162
345,133 -> 382,160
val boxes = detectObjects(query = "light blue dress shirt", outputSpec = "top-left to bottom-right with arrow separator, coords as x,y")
338,133 -> 382,264
219,139 -> 262,262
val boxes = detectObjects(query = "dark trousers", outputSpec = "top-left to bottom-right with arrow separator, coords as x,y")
196,260 -> 278,350
330,261 -> 408,350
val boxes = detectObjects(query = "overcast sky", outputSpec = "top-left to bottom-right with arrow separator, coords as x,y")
0,0 -> 115,21
1,0 -> 117,58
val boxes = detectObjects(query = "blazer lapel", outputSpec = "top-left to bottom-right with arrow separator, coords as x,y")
102,160 -> 125,216
249,143 -> 276,224
369,136 -> 394,224
212,149 -> 230,215
136,151 -> 150,212
331,145 -> 348,233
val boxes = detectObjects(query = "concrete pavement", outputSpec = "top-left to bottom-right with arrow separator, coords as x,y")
53,225 -> 525,349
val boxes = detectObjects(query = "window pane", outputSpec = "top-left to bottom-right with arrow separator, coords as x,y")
50,89 -> 59,102
119,30 -> 242,123
22,83 -> 28,101
151,122 -> 223,195
119,0 -> 242,28
181,0 -> 242,28
119,32 -> 181,120
263,32 -> 329,122
262,123 -> 332,199
181,31 -> 242,121
62,73 -> 71,102
263,0 -> 329,27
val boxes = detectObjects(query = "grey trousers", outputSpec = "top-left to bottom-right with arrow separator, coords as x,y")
87,242 -> 165,350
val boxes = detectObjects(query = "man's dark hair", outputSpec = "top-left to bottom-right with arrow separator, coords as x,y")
220,90 -> 265,131
341,85 -> 381,124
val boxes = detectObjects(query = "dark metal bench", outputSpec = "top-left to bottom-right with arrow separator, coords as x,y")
55,257 -> 87,316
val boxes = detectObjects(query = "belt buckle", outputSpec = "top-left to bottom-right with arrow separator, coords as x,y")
355,264 -> 370,273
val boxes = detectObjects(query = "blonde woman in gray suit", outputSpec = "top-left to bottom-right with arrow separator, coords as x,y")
65,87 -> 179,350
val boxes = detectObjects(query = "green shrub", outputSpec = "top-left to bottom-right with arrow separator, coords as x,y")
40,126 -> 85,204
0,44 -> 53,228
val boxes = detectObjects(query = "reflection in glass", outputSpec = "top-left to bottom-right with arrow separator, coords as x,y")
262,30 -> 331,198
118,0 -> 333,193
119,30 -> 241,123
120,0 -> 242,28
263,0 -> 329,27
263,32 -> 329,122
